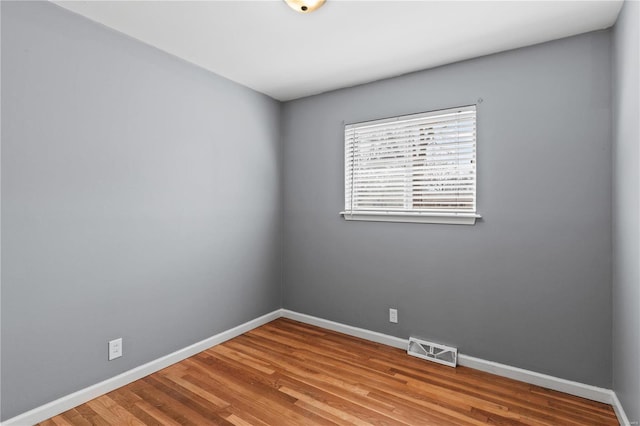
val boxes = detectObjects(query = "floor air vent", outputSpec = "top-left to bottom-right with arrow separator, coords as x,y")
407,337 -> 457,367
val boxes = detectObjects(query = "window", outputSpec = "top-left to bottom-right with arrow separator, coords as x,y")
341,105 -> 479,225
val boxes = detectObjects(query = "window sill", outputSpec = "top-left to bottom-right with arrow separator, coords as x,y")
340,211 -> 481,225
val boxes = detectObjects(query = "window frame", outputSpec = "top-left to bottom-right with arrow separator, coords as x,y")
340,105 -> 481,225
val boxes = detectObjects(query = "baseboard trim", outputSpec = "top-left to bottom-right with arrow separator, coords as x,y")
281,309 -> 407,349
611,391 -> 632,426
282,309 -> 625,424
457,354 -> 612,404
1,309 -> 281,426
4,308 -> 629,426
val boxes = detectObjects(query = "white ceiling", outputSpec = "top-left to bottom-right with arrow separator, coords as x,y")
53,0 -> 623,101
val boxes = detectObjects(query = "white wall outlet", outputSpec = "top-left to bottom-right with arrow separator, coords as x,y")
108,338 -> 122,361
389,308 -> 398,323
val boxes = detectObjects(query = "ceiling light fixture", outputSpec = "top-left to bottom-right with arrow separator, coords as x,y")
284,0 -> 326,14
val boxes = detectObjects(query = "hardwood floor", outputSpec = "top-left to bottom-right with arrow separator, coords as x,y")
40,318 -> 619,425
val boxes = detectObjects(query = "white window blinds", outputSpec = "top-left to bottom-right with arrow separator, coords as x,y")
343,105 -> 478,224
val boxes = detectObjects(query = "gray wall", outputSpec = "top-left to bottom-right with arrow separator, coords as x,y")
282,31 -> 613,388
0,0 -> 625,421
612,0 -> 640,422
1,1 -> 281,420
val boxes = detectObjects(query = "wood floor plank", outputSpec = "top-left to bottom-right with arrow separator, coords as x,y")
74,404 -> 111,426
84,396 -> 144,426
40,318 -> 619,425
60,409 -> 92,426
106,389 -> 169,426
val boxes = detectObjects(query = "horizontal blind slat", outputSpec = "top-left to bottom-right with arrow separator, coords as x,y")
345,105 -> 476,216
346,107 -> 476,131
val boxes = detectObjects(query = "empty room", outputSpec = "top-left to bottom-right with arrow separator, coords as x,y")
1,0 -> 638,425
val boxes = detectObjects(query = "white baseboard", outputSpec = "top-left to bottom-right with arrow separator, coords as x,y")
2,309 -> 281,426
3,308 -> 630,426
281,309 -> 407,349
457,354 -> 612,404
281,309 -> 626,425
611,391 -> 632,426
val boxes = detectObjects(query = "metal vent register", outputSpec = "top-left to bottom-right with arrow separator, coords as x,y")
407,337 -> 458,368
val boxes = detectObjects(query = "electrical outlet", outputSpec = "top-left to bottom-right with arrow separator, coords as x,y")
389,308 -> 398,323
108,338 -> 122,361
